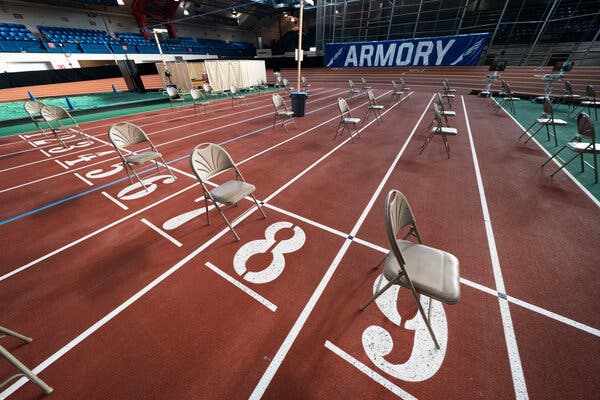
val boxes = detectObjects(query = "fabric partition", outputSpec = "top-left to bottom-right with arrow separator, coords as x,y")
204,60 -> 266,92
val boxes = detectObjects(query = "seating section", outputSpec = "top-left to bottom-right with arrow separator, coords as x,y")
0,24 -> 256,56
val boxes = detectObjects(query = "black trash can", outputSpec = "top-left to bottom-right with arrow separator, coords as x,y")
290,91 -> 308,117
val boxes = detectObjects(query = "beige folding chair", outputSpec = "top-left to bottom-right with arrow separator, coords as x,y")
108,122 -> 176,191
391,80 -> 404,103
190,143 -> 266,241
364,89 -> 384,123
543,112 -> 599,183
230,84 -> 248,108
335,97 -> 361,142
559,81 -> 580,111
40,105 -> 88,147
282,78 -> 293,93
493,81 -> 520,114
399,77 -> 411,91
23,100 -> 49,137
580,85 -> 599,120
436,92 -> 456,126
360,190 -> 460,350
478,82 -> 492,97
441,79 -> 456,108
274,72 -> 283,89
190,88 -> 214,116
518,97 -> 566,147
0,326 -> 53,395
347,79 -> 361,100
419,103 -> 458,159
272,93 -> 297,132
203,83 -> 220,99
360,77 -> 372,96
301,76 -> 311,93
166,86 -> 185,109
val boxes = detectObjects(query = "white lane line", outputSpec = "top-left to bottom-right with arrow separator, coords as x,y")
462,95 -> 528,400
101,191 -> 129,210
324,340 -> 417,400
55,159 -> 69,170
38,149 -> 50,157
250,93 -> 432,400
263,203 -> 348,239
141,218 -> 183,247
27,140 -> 38,148
204,262 -> 277,312
492,97 -> 599,208
73,172 -> 93,186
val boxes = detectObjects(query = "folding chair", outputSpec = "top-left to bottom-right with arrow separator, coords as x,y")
347,79 -> 361,100
108,122 -> 176,191
478,82 -> 492,97
282,78 -> 293,93
190,143 -> 266,241
441,79 -> 456,108
493,81 -> 520,114
360,77 -> 372,97
419,103 -> 458,159
273,72 -> 283,89
23,100 -> 49,137
360,190 -> 460,350
399,77 -> 411,91
40,105 -> 88,147
391,80 -> 404,103
203,83 -> 220,99
518,97 -> 566,147
0,326 -> 53,395
190,88 -> 215,116
559,81 -> 580,111
272,93 -> 297,131
166,86 -> 185,109
230,84 -> 248,108
335,97 -> 361,142
436,92 -> 456,126
543,112 -> 599,183
301,76 -> 311,93
364,89 -> 384,123
579,85 -> 599,120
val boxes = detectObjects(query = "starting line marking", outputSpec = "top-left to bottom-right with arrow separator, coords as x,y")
101,191 -> 129,210
204,261 -> 277,312
324,340 -> 417,400
73,172 -> 93,186
141,218 -> 183,248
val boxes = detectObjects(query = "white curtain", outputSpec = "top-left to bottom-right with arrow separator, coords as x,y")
204,60 -> 266,91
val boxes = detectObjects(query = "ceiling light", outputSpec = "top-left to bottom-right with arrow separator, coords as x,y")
232,8 -> 238,16
183,9 -> 189,15
116,0 -> 125,5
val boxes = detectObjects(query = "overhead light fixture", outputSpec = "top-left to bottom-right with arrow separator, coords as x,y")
232,8 -> 238,16
183,9 -> 189,15
116,0 -> 125,5
153,28 -> 168,33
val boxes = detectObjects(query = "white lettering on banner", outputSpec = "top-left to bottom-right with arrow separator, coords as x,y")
359,45 -> 375,67
117,175 -> 175,200
374,43 -> 396,67
233,221 -> 305,284
396,43 -> 414,66
344,45 -> 358,67
435,39 -> 455,65
414,41 -> 434,65
361,276 -> 447,382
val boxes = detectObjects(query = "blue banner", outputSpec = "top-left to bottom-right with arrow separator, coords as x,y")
324,33 -> 489,68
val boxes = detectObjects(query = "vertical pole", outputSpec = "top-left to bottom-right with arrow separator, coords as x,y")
524,0 -> 560,65
297,1 -> 305,93
456,0 -> 469,34
412,0 -> 423,38
386,0 -> 397,41
479,0 -> 509,65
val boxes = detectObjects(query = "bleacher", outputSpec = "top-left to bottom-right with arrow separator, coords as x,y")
0,23 -> 44,53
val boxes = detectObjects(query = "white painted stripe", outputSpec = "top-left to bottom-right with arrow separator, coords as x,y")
459,277 -> 498,296
73,172 -> 93,186
204,262 -> 277,312
55,159 -> 69,170
250,93 -> 430,399
352,237 -> 388,254
507,295 -> 600,338
492,97 -> 600,208
324,340 -> 417,400
0,212 -> 242,398
262,203 -> 349,239
38,149 -> 50,157
27,140 -> 38,148
462,95 -> 528,400
141,218 -> 183,247
101,191 -> 128,211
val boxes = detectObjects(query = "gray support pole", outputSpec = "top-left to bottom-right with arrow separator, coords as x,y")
524,0 -> 560,65
479,0 -> 510,65
456,0 -> 470,34
332,1 -> 337,43
386,0 -> 397,40
412,0 -> 423,38
578,26 -> 600,64
341,0 -> 348,42
315,0 -> 325,53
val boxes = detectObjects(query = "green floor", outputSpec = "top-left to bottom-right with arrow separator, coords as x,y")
0,87 -> 276,138
495,96 -> 600,200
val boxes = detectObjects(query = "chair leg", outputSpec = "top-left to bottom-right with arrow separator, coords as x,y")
419,131 -> 436,155
442,133 -> 451,159
250,193 -> 267,219
213,202 -> 240,241
360,274 -> 401,311
550,152 -> 580,178
523,124 -> 545,144
541,145 -> 567,168
408,288 -> 440,349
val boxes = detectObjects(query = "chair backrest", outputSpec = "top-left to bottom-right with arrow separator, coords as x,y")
361,77 -> 368,85
40,105 -> 70,122
272,93 -> 285,109
585,84 -> 595,98
576,112 -> 596,142
564,81 -> 573,95
544,82 -> 552,96
504,82 -> 513,96
400,77 -> 407,86
166,86 -> 180,99
24,100 -> 45,116
108,122 -> 149,149
301,76 -> 308,84
190,88 -> 202,100
483,82 -> 491,92
348,79 -> 356,89
367,89 -> 377,104
282,79 -> 290,89
203,83 -> 213,93
190,143 -> 235,182
391,80 -> 399,91
542,97 -> 554,116
230,84 -> 239,94
338,97 -> 350,117
385,190 -> 418,267
432,103 -> 443,125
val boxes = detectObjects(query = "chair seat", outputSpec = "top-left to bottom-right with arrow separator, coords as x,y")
343,117 -> 361,124
126,151 -> 161,164
505,97 -> 520,101
210,180 -> 255,204
566,142 -> 600,153
277,111 -> 294,116
441,110 -> 456,116
537,118 -> 567,125
370,105 -> 384,110
442,94 -> 456,98
233,95 -> 246,99
392,90 -> 404,95
383,239 -> 460,304
432,126 -> 458,135
446,89 -> 457,93
170,97 -> 184,101
581,100 -> 600,106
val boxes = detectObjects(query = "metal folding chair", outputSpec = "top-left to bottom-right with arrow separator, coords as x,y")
230,84 -> 248,108
419,103 -> 458,159
23,100 -> 49,137
347,79 -> 361,100
190,88 -> 215,116
272,93 -> 297,132
40,105 -> 88,148
518,97 -> 566,147
335,97 -> 361,142
364,89 -> 384,123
